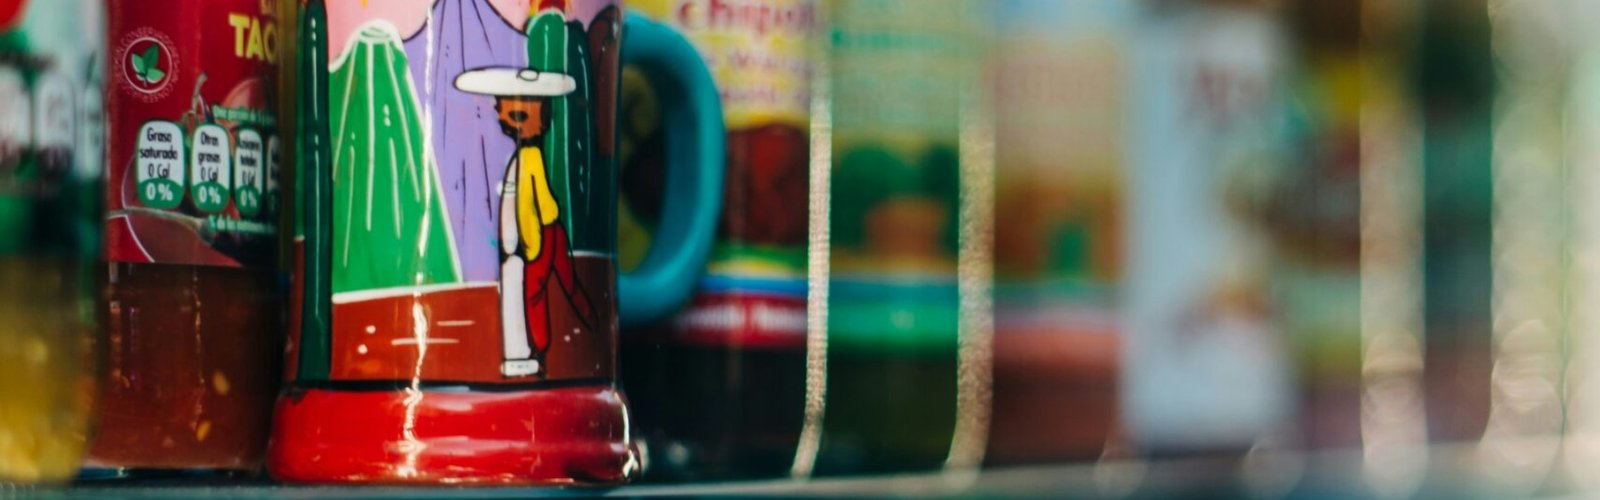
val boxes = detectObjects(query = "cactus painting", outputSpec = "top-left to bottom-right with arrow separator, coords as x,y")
329,23 -> 460,293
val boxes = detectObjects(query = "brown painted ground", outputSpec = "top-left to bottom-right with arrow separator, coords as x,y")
329,257 -> 616,384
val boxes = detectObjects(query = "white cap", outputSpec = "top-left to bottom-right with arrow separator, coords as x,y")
454,67 -> 576,97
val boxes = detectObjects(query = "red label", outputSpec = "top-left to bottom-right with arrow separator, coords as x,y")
105,0 -> 280,267
672,292 -> 806,349
0,0 -> 23,31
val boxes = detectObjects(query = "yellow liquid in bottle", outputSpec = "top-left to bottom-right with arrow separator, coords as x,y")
0,258 -> 96,483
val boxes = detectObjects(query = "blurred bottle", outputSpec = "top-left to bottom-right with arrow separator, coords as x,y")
1415,0 -> 1494,444
1123,0 -> 1295,455
1344,0 -> 1430,496
1477,0 -> 1568,492
986,0 -> 1131,465
1275,0 -> 1363,450
91,0 -> 282,475
809,0 -> 988,476
0,0 -> 104,484
1565,0 -> 1600,492
620,0 -> 814,481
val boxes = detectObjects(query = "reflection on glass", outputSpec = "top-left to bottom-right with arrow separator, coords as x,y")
1356,0 -> 1428,496
1481,0 -> 1566,493
1567,0 -> 1600,493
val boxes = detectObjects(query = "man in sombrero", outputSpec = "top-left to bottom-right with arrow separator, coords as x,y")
455,66 -> 599,378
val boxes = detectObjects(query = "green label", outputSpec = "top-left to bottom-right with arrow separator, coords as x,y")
233,128 -> 263,217
189,123 -> 231,213
135,120 -> 185,209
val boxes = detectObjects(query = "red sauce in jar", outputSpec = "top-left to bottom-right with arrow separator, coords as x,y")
92,0 -> 284,472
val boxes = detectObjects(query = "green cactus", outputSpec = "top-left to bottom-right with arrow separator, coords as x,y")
328,23 -> 459,293
527,10 -> 572,237
296,0 -> 331,381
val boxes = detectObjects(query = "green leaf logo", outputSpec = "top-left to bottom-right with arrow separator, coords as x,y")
132,43 -> 165,85
121,34 -> 177,98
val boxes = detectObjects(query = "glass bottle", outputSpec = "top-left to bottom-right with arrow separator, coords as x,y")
90,0 -> 283,475
619,0 -> 815,481
810,0 -> 989,476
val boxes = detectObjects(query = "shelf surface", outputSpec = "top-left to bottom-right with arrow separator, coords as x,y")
13,444 -> 1581,498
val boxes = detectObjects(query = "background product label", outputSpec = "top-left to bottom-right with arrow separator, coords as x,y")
626,0 -> 812,347
106,0 -> 280,267
829,0 -> 974,272
992,0 -> 1132,296
993,0 -> 1130,336
824,0 -> 982,349
1123,3 -> 1293,450
634,0 -> 812,129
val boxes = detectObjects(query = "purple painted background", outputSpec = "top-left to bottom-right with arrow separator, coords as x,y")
401,0 -> 612,282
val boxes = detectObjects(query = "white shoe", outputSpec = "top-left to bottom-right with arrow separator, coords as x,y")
501,359 -> 542,377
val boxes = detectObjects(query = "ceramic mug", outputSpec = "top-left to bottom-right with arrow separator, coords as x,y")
270,0 -> 722,484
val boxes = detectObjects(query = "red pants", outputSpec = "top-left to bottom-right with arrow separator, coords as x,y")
524,224 -> 595,352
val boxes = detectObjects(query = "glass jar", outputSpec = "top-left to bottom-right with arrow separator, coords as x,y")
88,0 -> 283,475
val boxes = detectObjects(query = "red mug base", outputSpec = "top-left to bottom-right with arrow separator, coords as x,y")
267,385 -> 637,485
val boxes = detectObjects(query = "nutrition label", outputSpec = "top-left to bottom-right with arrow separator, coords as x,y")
135,121 -> 184,209
189,124 -> 231,213
133,120 -> 277,217
233,128 -> 262,217
107,0 -> 280,268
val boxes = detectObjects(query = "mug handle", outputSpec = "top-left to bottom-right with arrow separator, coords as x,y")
617,13 -> 725,327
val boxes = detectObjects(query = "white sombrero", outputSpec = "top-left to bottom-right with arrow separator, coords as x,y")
454,67 -> 576,97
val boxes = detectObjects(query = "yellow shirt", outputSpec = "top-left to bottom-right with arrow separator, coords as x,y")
517,146 -> 561,259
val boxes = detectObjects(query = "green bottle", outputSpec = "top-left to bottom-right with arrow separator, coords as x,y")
812,0 -> 988,476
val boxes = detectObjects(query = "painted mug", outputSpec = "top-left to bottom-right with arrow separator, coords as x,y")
270,0 -> 722,484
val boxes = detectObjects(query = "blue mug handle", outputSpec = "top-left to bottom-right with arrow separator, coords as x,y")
617,13 -> 725,327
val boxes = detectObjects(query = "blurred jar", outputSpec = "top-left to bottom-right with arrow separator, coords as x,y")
986,0 -> 1132,465
1123,0 -> 1295,455
88,0 -> 283,475
620,0 -> 815,481
0,0 -> 105,484
1414,0 -> 1494,444
810,0 -> 987,475
1274,0 -> 1364,449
